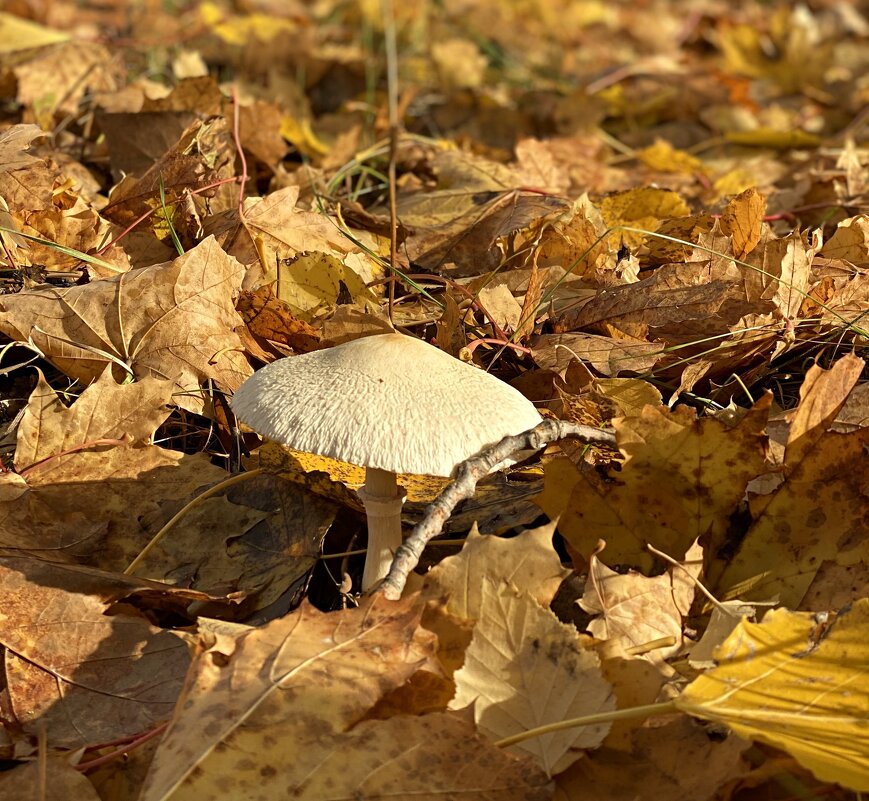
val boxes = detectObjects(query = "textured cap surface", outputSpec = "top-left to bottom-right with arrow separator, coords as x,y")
231,333 -> 542,476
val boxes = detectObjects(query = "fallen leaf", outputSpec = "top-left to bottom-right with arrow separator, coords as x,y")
677,600 -> 869,792
450,579 -> 615,775
719,187 -> 766,259
580,553 -> 689,660
139,596 -> 550,801
549,399 -> 771,572
0,237 -> 252,415
424,520 -> 569,619
0,556 -> 189,750
14,368 -> 174,471
556,714 -> 750,801
0,757 -> 99,801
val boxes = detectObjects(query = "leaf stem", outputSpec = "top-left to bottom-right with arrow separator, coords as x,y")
494,700 -> 680,748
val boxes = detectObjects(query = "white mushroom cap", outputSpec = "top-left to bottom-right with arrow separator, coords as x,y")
231,332 -> 542,476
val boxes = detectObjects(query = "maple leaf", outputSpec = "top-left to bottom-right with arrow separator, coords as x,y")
0,237 -> 251,415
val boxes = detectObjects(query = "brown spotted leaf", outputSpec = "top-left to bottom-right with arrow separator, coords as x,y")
541,399 -> 771,572
708,358 -> 868,607
140,596 -> 544,801
0,556 -> 189,750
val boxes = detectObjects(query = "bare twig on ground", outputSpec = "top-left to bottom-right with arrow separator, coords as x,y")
375,419 -> 617,600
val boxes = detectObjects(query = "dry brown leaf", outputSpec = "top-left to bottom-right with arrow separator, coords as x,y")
236,285 -> 322,355
450,579 -> 615,776
745,229 -> 814,322
0,757 -> 100,801
719,187 -> 766,259
14,368 -> 174,471
166,592 -> 433,734
14,41 -> 122,125
0,556 -> 189,750
134,472 -> 335,610
101,117 -> 235,228
536,197 -> 611,280
514,138 -> 572,195
783,353 -> 864,467
137,596 -> 552,801
532,332 -> 666,377
405,189 -> 569,276
0,445 -> 227,569
0,237 -> 252,415
820,215 -> 869,265
216,185 -> 382,291
556,714 -> 750,801
553,273 -> 738,336
423,520 -> 569,619
580,553 -> 690,660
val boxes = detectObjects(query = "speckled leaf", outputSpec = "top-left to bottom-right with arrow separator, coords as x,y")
450,580 -> 614,776
139,595 -> 437,801
553,398 -> 771,572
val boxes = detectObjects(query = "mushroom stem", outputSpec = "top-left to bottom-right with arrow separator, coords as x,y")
358,467 -> 405,591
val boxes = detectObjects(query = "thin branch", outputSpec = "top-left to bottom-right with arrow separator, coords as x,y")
382,0 -> 399,321
375,419 -> 617,599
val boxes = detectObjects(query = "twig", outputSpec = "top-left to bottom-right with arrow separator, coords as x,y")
231,84 -> 249,219
382,0 -> 399,322
19,438 -> 131,478
75,722 -> 169,771
376,419 -> 617,599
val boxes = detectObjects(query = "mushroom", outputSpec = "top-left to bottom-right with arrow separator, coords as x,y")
231,332 -> 541,590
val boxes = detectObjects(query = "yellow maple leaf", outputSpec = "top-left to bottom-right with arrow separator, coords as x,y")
637,139 -> 706,176
600,188 -> 690,249
677,600 -> 869,792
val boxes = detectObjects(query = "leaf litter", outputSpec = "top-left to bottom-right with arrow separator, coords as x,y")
0,1 -> 866,800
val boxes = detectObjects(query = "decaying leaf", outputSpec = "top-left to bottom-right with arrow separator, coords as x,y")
541,399 -> 770,572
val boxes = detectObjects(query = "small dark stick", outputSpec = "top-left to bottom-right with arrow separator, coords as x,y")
376,419 -> 618,600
